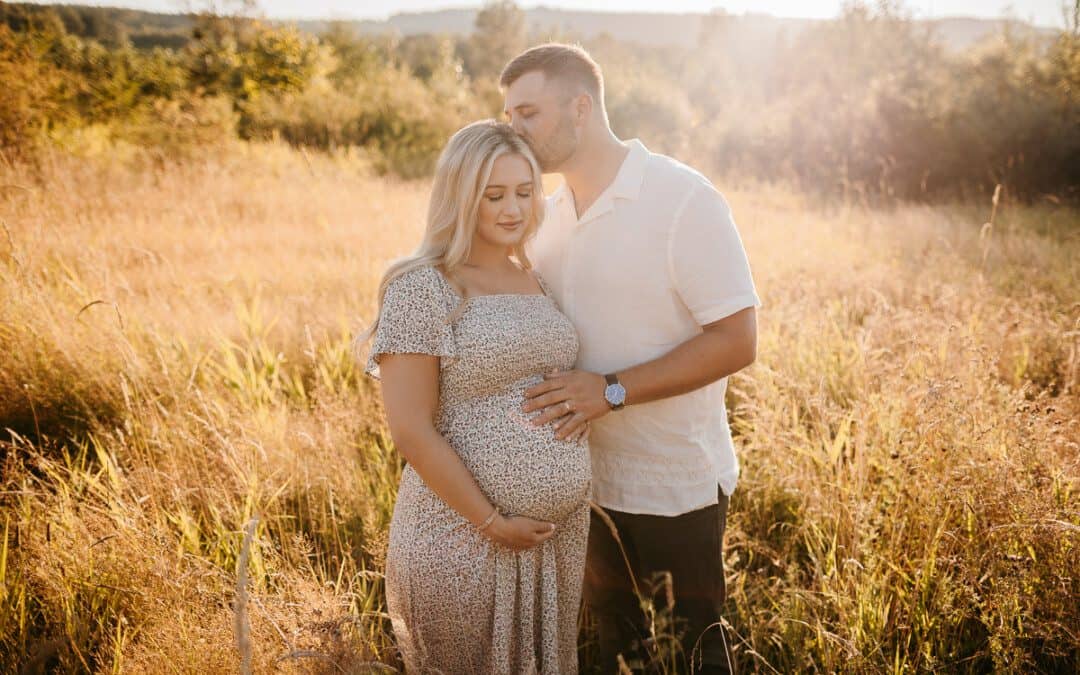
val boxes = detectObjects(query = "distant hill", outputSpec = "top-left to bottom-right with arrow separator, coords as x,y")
3,3 -> 1058,52
299,7 -> 1057,51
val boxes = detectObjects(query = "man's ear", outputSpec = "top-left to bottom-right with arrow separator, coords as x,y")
574,92 -> 593,125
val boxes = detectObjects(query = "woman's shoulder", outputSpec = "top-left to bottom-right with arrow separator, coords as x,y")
392,263 -> 437,283
385,263 -> 447,296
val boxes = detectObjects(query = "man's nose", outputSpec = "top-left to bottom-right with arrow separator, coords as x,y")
508,115 -> 524,135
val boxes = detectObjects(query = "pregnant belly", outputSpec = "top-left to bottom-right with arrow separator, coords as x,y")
440,391 -> 592,524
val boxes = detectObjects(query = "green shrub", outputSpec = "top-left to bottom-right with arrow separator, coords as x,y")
115,92 -> 237,160
1,0 -> 1078,191
244,65 -> 478,178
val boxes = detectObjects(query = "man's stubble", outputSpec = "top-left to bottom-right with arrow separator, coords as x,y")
522,112 -> 579,173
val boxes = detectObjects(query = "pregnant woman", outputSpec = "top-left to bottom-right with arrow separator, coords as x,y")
359,120 -> 592,674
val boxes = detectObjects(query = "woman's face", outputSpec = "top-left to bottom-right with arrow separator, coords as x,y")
475,153 -> 535,251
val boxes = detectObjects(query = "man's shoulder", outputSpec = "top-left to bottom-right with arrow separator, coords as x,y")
641,149 -> 714,198
640,151 -> 734,224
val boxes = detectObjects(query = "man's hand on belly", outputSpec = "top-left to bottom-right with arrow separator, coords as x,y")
522,369 -> 609,440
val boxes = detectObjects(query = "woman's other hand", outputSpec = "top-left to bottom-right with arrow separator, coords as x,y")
484,513 -> 556,550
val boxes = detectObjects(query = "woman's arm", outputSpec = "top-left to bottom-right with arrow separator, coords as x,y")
378,351 -> 558,550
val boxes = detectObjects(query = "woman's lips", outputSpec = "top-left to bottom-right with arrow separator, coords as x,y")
498,220 -> 523,230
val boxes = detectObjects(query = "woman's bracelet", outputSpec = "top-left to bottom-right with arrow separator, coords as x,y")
477,506 -> 499,532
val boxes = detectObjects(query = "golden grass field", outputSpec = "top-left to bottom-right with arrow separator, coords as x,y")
1,142 -> 1077,673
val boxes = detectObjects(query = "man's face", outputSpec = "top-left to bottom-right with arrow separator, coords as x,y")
503,71 -> 580,173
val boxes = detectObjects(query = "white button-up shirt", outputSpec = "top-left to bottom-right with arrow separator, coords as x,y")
526,139 -> 761,516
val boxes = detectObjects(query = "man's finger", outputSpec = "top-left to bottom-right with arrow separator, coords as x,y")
524,390 -> 570,413
532,408 -> 572,427
567,425 -> 586,443
523,378 -> 562,399
552,410 -> 580,430
555,413 -> 588,439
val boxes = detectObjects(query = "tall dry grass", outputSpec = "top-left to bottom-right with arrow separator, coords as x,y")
0,143 -> 1077,673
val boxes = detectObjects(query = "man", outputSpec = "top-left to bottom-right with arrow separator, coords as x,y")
501,44 -> 760,674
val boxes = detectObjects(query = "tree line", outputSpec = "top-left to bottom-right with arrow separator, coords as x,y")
2,1 -> 1077,200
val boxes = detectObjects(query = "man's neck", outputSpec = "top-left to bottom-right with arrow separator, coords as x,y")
560,132 -> 630,220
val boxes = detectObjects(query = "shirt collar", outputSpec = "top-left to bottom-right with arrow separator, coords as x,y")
552,138 -> 650,224
610,138 -> 649,201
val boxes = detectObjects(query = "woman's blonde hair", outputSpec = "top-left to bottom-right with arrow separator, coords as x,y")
356,119 -> 545,347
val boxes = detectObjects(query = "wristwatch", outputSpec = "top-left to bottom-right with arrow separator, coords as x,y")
603,372 -> 626,411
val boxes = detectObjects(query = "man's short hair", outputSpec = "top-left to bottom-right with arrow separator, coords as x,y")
499,43 -> 604,110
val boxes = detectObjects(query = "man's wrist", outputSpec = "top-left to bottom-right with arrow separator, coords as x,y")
603,372 -> 627,411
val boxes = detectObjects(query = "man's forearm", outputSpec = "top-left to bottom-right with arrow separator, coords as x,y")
521,307 -> 756,436
619,313 -> 756,407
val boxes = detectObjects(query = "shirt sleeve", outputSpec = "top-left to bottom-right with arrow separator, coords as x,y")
667,182 -> 761,326
364,266 -> 458,380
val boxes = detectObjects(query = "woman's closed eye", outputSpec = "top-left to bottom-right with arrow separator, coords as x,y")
486,191 -> 532,201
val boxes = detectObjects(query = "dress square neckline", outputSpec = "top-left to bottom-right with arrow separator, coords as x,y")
430,264 -> 553,305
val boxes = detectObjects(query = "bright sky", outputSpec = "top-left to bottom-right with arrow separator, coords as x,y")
27,1 -> 1068,28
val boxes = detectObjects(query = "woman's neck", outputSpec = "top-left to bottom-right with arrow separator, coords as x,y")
463,243 -> 516,271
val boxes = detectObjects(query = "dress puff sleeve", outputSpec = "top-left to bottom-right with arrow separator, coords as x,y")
364,265 -> 458,380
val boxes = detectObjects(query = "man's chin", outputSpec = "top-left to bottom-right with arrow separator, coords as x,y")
536,155 -> 562,173
538,148 -> 576,174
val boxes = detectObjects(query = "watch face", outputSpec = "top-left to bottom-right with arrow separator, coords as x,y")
605,383 -> 626,407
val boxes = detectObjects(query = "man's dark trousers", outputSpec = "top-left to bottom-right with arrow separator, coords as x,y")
583,485 -> 736,674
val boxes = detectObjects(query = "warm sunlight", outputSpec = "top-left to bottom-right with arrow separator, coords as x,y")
2,1 -> 1077,673
21,0 -> 1074,26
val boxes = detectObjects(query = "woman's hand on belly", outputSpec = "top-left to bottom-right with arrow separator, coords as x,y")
484,513 -> 557,551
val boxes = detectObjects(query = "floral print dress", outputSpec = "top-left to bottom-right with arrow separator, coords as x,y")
365,264 -> 592,674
